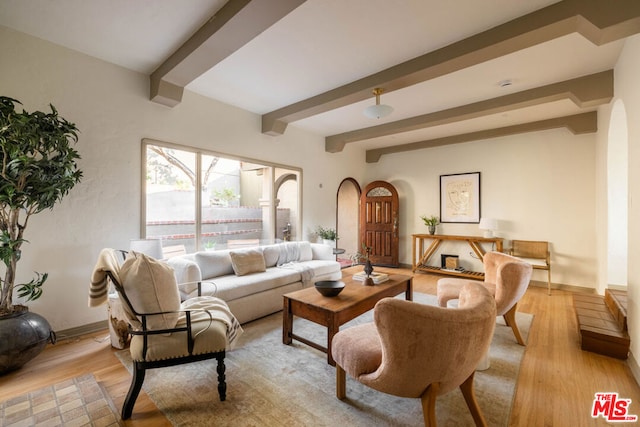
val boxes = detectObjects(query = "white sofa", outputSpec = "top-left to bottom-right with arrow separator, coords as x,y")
166,241 -> 342,324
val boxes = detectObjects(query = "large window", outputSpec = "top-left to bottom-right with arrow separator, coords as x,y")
142,139 -> 301,253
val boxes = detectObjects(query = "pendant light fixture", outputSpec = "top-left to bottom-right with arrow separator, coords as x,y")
363,87 -> 394,119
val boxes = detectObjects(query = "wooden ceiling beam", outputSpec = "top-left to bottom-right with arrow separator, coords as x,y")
365,112 -> 597,163
325,70 -> 612,153
150,0 -> 306,107
262,0 -> 640,135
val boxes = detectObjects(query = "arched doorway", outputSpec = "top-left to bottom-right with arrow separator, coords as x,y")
336,178 -> 361,267
360,181 -> 399,267
607,99 -> 629,288
274,172 -> 299,241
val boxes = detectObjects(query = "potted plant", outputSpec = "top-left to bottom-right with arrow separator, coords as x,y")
420,215 -> 440,235
0,96 -> 82,374
316,226 -> 338,246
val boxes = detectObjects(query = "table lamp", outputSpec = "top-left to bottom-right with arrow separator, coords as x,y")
478,218 -> 498,238
129,238 -> 163,259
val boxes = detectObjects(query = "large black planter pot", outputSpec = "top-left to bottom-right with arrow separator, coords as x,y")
0,310 -> 55,375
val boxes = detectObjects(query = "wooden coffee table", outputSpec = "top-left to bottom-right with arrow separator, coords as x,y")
282,273 -> 413,366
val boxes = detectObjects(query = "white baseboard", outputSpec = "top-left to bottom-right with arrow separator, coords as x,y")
628,351 -> 640,386
54,320 -> 108,341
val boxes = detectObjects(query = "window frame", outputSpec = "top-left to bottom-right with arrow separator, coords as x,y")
141,138 -> 303,250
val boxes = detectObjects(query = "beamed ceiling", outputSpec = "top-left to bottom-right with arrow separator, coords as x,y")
1,0 -> 639,162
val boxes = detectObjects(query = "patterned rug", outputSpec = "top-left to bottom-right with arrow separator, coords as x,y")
117,293 -> 533,426
0,373 -> 122,427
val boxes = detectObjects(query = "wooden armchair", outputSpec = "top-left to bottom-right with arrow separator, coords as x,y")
509,240 -> 551,295
90,249 -> 242,419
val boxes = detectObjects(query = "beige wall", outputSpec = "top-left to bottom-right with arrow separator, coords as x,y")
0,27 -> 366,331
364,129 -> 597,288
613,34 -> 640,378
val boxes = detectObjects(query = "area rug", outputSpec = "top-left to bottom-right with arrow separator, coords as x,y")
0,373 -> 122,427
117,293 -> 532,426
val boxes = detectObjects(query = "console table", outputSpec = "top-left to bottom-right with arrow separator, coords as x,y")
412,234 -> 504,279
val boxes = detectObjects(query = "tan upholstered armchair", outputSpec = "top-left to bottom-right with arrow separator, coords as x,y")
89,249 -> 242,419
437,251 -> 532,345
331,282 -> 497,426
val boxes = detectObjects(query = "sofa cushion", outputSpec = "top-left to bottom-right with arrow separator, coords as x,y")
201,267 -> 302,301
195,250 -> 234,278
230,248 -> 266,276
262,245 -> 280,268
298,259 -> 344,280
166,256 -> 202,283
184,260 -> 343,302
119,251 -> 180,331
298,241 -> 312,261
311,243 -> 334,260
276,242 -> 300,265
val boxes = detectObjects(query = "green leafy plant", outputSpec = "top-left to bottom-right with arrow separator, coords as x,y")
420,215 -> 440,226
316,226 -> 337,241
211,188 -> 239,207
0,96 -> 82,315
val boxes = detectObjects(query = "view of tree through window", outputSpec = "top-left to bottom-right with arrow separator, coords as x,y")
143,140 -> 300,253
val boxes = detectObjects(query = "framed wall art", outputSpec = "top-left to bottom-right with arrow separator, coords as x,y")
440,172 -> 481,223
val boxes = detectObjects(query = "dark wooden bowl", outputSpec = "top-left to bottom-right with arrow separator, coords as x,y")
314,280 -> 345,297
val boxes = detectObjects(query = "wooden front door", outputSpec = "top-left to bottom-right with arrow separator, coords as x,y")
360,181 -> 399,267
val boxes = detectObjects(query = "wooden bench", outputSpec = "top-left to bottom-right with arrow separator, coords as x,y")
573,289 -> 629,360
509,240 -> 551,295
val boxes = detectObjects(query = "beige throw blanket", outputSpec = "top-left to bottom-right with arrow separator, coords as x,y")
276,242 -> 315,286
277,241 -> 300,265
89,248 -> 121,307
278,262 -> 315,287
181,297 -> 244,349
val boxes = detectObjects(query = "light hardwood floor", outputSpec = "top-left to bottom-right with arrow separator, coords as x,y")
1,268 -> 639,426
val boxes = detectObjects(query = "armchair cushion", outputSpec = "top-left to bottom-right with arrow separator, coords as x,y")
332,283 -> 496,399
330,323 -> 382,377
129,296 -> 242,361
229,248 -> 266,276
119,251 -> 181,331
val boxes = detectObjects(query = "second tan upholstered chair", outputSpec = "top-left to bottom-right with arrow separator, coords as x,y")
331,282 -> 497,426
437,251 -> 532,345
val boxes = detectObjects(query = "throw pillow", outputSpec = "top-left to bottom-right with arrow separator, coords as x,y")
195,250 -> 234,278
119,251 -> 181,331
229,249 -> 266,276
298,241 -> 312,261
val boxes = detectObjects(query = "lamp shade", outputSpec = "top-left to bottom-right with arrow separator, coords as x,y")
363,87 -> 394,119
363,103 -> 394,119
478,218 -> 498,238
478,218 -> 498,230
129,239 -> 163,259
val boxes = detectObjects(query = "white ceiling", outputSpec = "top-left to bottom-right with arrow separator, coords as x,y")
0,0 -> 630,153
